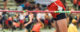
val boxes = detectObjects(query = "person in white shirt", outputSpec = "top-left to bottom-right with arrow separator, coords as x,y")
19,13 -> 25,29
37,12 -> 46,23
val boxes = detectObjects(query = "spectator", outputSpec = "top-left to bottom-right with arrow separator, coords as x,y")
44,9 -> 53,28
30,7 -> 45,32
0,16 -> 2,29
23,2 -> 31,10
13,16 -> 20,28
13,16 -> 18,22
36,9 -> 45,27
68,19 -> 78,32
5,17 -> 13,29
19,13 -> 25,24
36,10 -> 45,23
32,21 -> 43,32
25,10 -> 29,22
69,8 -> 75,24
0,12 -> 2,28
24,12 -> 34,32
71,0 -> 77,8
19,12 -> 25,29
76,15 -> 80,28
69,14 -> 73,24
17,5 -> 23,11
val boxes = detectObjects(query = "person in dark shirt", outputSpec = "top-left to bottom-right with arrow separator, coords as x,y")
23,2 -> 35,10
76,15 -> 80,28
24,13 -> 34,32
69,14 -> 73,24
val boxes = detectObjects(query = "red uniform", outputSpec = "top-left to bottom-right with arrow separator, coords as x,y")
48,0 -> 67,32
48,0 -> 65,18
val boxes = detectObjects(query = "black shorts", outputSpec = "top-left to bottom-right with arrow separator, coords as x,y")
25,22 -> 33,32
25,22 -> 33,29
53,13 -> 66,21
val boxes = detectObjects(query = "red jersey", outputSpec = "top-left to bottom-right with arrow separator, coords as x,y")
48,0 -> 65,18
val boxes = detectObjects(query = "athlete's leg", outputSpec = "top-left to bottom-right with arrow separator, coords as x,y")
56,19 -> 67,32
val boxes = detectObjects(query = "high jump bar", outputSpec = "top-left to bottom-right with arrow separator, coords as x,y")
0,10 -> 80,13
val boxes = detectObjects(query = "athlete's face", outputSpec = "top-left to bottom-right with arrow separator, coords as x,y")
50,0 -> 57,2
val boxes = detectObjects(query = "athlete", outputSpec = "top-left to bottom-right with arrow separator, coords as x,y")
48,0 -> 67,32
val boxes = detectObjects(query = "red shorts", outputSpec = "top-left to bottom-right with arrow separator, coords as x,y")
20,20 -> 24,24
5,20 -> 9,25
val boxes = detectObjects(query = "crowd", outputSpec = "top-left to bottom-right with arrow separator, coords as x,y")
0,1 -> 53,32
0,0 -> 80,32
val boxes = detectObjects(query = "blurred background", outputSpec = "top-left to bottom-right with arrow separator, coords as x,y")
0,0 -> 80,32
